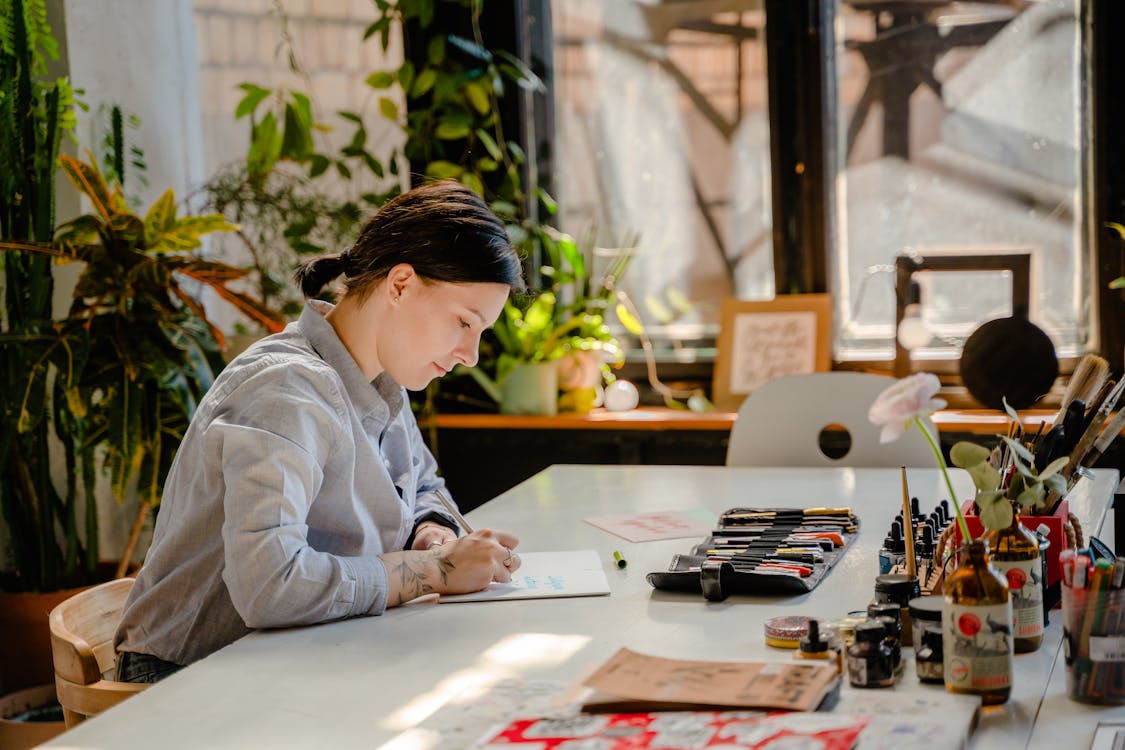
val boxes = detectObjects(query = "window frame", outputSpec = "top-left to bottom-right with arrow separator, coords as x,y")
518,0 -> 1121,384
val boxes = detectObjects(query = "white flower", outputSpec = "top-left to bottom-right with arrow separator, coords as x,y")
867,373 -> 947,443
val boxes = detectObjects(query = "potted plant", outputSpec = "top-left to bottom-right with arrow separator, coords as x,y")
0,152 -> 284,692
460,227 -> 632,415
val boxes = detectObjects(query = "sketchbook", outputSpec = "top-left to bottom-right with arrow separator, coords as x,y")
438,549 -> 612,603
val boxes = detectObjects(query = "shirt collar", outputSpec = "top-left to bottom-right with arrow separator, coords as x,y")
297,300 -> 404,423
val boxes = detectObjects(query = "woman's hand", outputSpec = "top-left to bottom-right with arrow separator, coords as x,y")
440,529 -> 521,590
380,528 -> 520,606
411,520 -> 458,551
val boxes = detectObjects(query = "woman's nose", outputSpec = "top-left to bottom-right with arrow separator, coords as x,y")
453,334 -> 480,368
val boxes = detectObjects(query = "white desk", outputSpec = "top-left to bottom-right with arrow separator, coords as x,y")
44,465 -> 1121,750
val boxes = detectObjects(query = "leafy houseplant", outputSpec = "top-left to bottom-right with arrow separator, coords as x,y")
948,407 -> 1069,532
212,0 -> 556,326
463,228 -> 632,413
0,153 -> 285,590
0,0 -> 83,593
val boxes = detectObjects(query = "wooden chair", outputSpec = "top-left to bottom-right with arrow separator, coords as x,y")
726,372 -> 940,467
48,578 -> 148,727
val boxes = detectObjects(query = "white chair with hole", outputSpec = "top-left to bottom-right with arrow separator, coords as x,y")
725,372 -> 939,467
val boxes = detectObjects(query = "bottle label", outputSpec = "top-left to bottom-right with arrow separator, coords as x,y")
991,559 -> 1044,639
1089,637 -> 1125,662
847,654 -> 868,685
943,601 -> 1013,691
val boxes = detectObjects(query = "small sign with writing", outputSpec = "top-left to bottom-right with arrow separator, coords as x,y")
713,295 -> 832,412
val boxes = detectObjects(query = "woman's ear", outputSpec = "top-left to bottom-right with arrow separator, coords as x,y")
385,263 -> 416,302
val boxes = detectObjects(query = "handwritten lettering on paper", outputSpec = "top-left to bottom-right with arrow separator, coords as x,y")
729,311 -> 817,394
583,510 -> 715,543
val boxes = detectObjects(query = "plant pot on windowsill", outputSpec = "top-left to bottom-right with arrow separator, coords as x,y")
499,362 -> 559,416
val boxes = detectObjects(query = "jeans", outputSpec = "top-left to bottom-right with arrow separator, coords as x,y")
115,651 -> 185,684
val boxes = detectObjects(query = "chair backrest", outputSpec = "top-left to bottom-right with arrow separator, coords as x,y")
725,372 -> 940,467
48,577 -> 147,727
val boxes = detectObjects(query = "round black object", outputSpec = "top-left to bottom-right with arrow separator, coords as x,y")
960,316 -> 1058,410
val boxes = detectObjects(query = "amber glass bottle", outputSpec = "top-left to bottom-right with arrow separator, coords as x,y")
942,540 -> 1013,705
983,503 -> 1044,653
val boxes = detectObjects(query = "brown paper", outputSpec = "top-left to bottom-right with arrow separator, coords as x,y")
582,647 -> 839,713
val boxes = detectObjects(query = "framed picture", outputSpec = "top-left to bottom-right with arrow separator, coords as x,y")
712,294 -> 832,411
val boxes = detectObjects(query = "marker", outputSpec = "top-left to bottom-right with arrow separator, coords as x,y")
434,489 -> 474,534
613,550 -> 627,569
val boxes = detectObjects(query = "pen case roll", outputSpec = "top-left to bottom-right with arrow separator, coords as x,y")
646,506 -> 859,601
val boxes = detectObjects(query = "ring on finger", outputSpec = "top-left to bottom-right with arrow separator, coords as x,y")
503,547 -> 515,567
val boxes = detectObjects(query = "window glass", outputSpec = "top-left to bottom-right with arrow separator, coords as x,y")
829,0 -> 1092,365
550,0 -> 773,351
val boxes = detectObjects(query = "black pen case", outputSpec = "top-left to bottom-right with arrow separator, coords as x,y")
646,506 -> 860,600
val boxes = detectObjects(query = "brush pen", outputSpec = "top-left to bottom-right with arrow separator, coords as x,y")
434,489 -> 474,534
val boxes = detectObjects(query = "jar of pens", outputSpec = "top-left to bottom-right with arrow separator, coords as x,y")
1061,548 -> 1125,705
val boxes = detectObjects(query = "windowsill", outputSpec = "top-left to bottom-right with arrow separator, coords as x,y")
422,406 -> 1078,436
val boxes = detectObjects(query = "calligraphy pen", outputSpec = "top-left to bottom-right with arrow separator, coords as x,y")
434,489 -> 474,534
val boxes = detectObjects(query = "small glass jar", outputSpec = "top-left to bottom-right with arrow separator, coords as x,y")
907,595 -> 943,652
847,620 -> 894,688
795,619 -> 842,675
915,622 -> 944,684
868,603 -> 903,673
875,573 -> 921,645
871,616 -> 902,674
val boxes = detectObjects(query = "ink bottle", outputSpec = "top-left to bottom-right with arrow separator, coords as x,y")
915,622 -> 944,684
907,595 -> 943,652
847,620 -> 893,688
943,539 -> 1013,705
874,573 -> 921,645
982,502 -> 1044,653
867,603 -> 903,673
794,619 -> 841,675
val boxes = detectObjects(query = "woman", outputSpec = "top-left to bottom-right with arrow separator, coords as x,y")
114,181 -> 525,683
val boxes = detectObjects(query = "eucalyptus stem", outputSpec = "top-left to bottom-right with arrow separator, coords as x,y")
914,415 -> 973,543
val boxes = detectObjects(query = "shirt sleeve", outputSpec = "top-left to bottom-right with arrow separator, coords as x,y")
214,365 -> 390,629
402,398 -> 463,531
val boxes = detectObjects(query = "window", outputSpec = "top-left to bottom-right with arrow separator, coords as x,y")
828,0 -> 1093,369
549,1 -> 774,364
541,0 -> 1122,381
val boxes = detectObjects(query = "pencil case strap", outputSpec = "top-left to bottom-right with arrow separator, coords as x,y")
701,560 -> 732,601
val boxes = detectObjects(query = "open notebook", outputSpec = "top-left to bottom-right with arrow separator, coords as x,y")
439,549 -> 611,603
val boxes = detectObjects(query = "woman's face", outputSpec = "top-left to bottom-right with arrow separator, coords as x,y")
378,273 -> 510,391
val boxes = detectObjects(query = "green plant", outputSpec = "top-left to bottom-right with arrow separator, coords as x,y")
949,401 -> 1069,530
0,153 -> 285,589
228,0 -> 553,289
0,0 -> 84,591
1109,222 -> 1125,290
202,2 -> 399,318
460,228 -> 630,405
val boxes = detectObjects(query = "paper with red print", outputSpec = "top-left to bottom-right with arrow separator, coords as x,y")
477,711 -> 868,750
584,510 -> 716,542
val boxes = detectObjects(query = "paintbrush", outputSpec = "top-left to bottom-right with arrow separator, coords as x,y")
1077,393 -> 1125,470
1065,378 -> 1125,476
901,467 -> 917,580
1053,354 -> 1109,428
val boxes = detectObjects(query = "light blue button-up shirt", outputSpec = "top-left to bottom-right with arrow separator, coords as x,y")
115,301 -> 453,665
